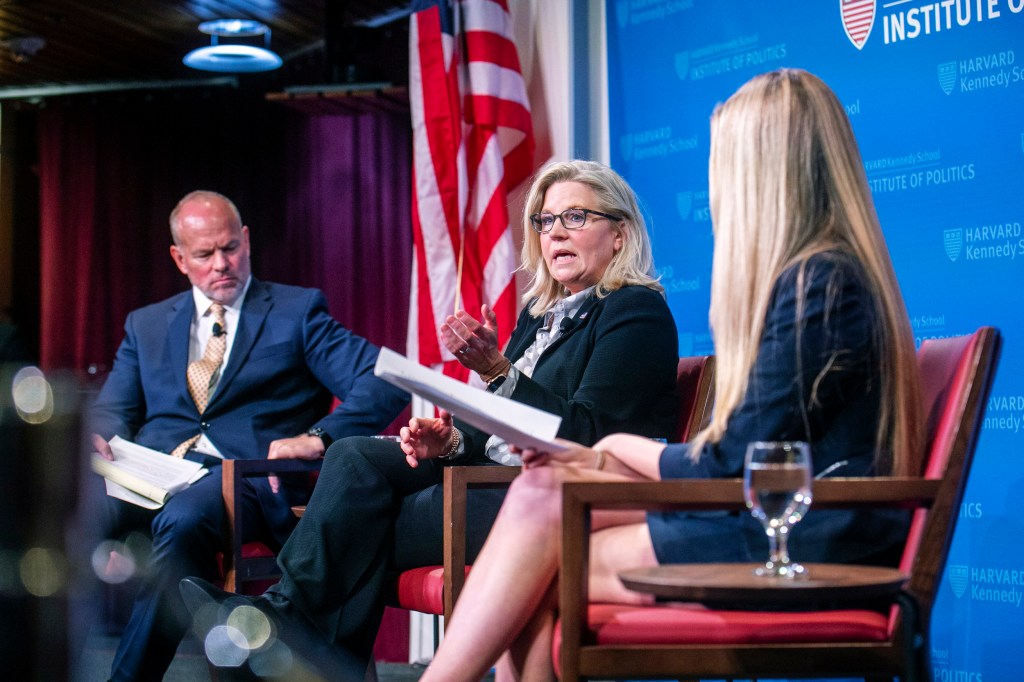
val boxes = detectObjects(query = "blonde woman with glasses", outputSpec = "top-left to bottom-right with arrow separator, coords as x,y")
420,68 -> 924,682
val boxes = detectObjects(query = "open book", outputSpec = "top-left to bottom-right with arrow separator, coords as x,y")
91,435 -> 209,509
373,347 -> 566,452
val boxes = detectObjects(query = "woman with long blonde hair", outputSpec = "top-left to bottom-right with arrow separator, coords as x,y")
419,68 -> 924,682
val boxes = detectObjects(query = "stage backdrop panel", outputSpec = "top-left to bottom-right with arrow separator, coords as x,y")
607,1 -> 1024,679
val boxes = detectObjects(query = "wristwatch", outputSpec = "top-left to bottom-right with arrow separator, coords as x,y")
306,426 -> 333,449
485,362 -> 512,393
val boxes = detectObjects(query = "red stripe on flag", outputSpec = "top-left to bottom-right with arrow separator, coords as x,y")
409,0 -> 535,380
464,32 -> 522,72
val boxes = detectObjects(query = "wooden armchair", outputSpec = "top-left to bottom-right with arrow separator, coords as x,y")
394,355 -> 718,624
219,457 -> 322,593
554,327 -> 1000,681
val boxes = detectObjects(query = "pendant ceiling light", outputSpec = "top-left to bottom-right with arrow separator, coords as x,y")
183,19 -> 282,73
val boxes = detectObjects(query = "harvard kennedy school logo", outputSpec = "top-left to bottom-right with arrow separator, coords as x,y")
949,564 -> 969,598
938,62 -> 958,95
841,0 -> 876,50
944,228 -> 963,262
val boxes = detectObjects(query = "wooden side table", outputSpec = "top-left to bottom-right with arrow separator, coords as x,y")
619,563 -> 908,607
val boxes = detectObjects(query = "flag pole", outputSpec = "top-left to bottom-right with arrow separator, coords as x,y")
454,232 -> 465,314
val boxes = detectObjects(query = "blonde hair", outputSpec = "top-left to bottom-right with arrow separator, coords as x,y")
169,190 -> 243,245
693,68 -> 923,476
520,160 -> 662,316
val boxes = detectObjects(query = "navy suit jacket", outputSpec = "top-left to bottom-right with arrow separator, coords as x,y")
91,279 -> 409,533
457,285 -> 680,458
650,252 -> 910,565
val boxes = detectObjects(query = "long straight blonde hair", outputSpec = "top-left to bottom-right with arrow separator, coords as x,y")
693,69 -> 923,476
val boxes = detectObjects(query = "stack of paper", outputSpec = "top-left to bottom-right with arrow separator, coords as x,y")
373,347 -> 566,452
92,436 -> 209,509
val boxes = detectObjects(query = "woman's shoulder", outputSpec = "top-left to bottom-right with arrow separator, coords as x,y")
601,283 -> 670,308
594,285 -> 674,326
777,249 -> 870,297
770,249 -> 877,350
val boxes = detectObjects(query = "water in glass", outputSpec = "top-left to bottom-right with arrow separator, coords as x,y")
744,441 -> 812,578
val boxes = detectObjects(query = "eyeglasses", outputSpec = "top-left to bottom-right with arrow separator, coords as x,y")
528,207 -> 621,234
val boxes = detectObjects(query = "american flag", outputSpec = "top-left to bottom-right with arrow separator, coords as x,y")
407,0 -> 535,381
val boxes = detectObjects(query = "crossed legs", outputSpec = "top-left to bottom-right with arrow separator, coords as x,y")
421,465 -> 658,682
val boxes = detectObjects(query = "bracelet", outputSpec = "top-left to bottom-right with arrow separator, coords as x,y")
594,449 -> 607,471
439,428 -> 462,460
479,357 -> 512,384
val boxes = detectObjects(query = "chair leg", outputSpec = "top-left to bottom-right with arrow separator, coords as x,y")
896,591 -> 924,682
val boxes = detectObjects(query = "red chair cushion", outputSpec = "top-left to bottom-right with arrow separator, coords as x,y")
394,565 -> 472,616
214,542 -> 276,577
242,542 -> 276,559
552,602 -> 889,676
395,566 -> 445,615
585,602 -> 888,643
552,602 -> 888,667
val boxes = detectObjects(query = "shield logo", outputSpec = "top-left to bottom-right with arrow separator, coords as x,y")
676,191 -> 693,220
616,0 -> 630,29
938,62 -> 957,95
674,51 -> 690,81
944,228 -> 963,262
619,133 -> 633,162
840,0 -> 875,50
948,564 -> 969,598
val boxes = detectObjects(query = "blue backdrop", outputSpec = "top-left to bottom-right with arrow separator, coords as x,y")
606,1 -> 1024,679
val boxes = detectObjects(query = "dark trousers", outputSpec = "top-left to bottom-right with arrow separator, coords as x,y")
267,436 -> 508,667
100,458 -> 271,682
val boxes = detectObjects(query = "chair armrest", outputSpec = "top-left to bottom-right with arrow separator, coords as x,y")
562,477 -> 940,512
221,458 -> 323,592
442,465 -> 521,621
558,476 -> 940,668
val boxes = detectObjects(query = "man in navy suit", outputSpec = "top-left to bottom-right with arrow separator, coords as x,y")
89,190 -> 408,681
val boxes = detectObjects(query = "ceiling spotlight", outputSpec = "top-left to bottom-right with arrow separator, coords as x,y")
183,19 -> 282,73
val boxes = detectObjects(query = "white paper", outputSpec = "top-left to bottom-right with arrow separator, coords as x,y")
374,347 -> 566,452
104,479 -> 163,510
93,435 -> 209,508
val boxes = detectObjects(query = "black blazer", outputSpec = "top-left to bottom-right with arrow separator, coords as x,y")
650,251 -> 910,565
457,284 -> 679,458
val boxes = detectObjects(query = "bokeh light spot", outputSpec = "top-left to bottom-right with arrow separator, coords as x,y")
20,547 -> 66,597
91,540 -> 137,584
226,604 -> 273,650
12,367 -> 54,424
204,624 -> 249,667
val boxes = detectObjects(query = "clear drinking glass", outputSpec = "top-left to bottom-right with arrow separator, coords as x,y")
743,441 -> 813,578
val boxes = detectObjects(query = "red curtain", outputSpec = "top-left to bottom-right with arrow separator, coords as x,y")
278,109 -> 412,347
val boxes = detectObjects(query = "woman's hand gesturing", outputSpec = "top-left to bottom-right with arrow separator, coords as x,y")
400,409 -> 457,468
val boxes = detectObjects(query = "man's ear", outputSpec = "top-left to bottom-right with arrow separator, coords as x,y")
169,244 -> 188,275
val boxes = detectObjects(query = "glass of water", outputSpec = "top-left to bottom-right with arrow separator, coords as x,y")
743,441 -> 813,578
